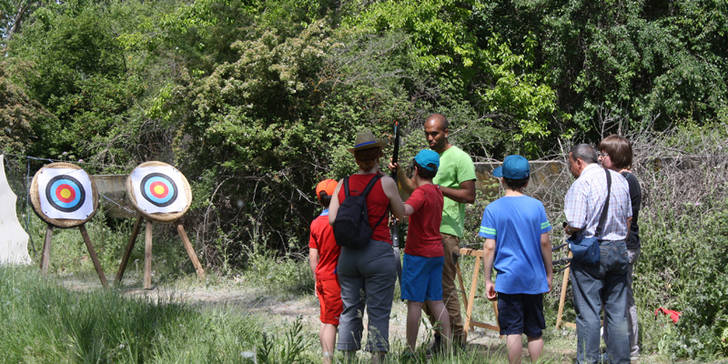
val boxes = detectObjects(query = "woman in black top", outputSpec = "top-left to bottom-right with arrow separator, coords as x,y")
599,135 -> 642,360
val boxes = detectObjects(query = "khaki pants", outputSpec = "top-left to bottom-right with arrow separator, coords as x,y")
423,233 -> 465,343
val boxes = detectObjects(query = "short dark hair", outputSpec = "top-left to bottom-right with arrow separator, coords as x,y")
318,192 -> 332,207
414,161 -> 437,179
598,135 -> 633,169
570,143 -> 598,164
425,113 -> 449,130
504,177 -> 528,190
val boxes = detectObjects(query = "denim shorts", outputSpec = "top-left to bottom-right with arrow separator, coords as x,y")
497,293 -> 545,338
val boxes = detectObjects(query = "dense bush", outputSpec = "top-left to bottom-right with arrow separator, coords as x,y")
0,1 -> 727,358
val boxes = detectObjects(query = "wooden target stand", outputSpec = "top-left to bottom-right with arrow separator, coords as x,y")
114,161 -> 204,290
30,162 -> 108,287
555,250 -> 576,330
455,248 -> 500,336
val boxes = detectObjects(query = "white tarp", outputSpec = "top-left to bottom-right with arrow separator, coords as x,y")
130,165 -> 188,214
0,155 -> 31,265
37,167 -> 95,220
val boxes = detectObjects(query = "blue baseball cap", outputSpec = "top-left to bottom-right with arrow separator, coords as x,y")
414,149 -> 440,172
493,155 -> 530,179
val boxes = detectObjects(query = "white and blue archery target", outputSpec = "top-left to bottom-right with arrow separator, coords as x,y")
129,165 -> 188,214
37,168 -> 94,220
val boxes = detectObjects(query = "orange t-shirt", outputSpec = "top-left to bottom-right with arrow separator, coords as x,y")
308,210 -> 340,280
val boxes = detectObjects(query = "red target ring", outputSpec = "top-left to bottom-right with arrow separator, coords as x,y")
55,184 -> 77,203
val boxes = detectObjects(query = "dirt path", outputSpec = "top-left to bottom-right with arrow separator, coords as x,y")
59,274 -> 580,362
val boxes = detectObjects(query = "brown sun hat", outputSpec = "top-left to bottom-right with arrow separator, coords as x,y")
348,129 -> 385,153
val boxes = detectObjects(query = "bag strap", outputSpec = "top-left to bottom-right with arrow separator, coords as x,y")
595,168 -> 612,238
343,176 -> 351,197
359,174 -> 387,231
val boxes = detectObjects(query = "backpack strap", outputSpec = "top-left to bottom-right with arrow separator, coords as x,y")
361,174 -> 387,231
343,176 -> 351,197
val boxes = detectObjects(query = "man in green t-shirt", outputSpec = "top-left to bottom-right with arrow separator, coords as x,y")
390,113 -> 476,347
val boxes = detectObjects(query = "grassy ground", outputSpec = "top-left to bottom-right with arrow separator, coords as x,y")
8,212 -> 714,363
1,261 -> 692,364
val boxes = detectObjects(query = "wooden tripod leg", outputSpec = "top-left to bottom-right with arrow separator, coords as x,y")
40,225 -> 53,274
463,256 -> 482,335
177,224 -> 205,280
144,220 -> 153,290
115,216 -> 143,284
79,224 -> 108,288
555,251 -> 573,330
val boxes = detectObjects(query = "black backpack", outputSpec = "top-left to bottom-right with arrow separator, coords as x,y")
333,174 -> 387,249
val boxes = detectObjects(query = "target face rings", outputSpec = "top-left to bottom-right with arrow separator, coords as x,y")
30,162 -> 98,228
140,173 -> 178,207
46,175 -> 86,212
127,161 -> 192,222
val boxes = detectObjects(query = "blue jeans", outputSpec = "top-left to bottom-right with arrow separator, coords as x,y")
571,240 -> 630,364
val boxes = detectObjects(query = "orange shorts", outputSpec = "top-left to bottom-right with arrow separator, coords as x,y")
316,278 -> 343,325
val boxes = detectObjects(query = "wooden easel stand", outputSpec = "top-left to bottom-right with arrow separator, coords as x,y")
115,215 -> 205,289
455,248 -> 500,336
39,224 -> 108,287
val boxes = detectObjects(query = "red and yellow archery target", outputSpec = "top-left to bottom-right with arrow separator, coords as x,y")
30,162 -> 98,228
127,161 -> 191,222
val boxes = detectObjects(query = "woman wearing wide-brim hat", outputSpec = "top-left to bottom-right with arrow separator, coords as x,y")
328,129 -> 405,363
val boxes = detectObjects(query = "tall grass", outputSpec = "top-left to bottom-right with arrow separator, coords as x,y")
0,266 -> 315,363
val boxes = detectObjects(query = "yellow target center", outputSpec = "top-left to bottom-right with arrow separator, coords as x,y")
60,189 -> 72,199
153,185 -> 166,195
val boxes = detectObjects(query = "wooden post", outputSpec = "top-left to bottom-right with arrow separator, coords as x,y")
456,248 -> 500,337
144,220 -> 153,290
115,216 -> 143,284
177,224 -> 205,280
79,224 -> 108,288
463,255 -> 481,333
40,225 -> 53,274
555,251 -> 574,330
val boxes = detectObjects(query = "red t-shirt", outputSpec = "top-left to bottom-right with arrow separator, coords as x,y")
404,184 -> 443,257
337,173 -> 391,244
308,210 -> 340,280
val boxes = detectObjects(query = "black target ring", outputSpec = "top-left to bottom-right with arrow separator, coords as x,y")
45,175 -> 86,213
140,172 -> 179,207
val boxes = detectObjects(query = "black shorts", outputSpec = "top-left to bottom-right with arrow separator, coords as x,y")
497,293 -> 545,338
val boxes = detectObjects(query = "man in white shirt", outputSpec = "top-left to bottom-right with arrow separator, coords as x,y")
564,143 -> 632,364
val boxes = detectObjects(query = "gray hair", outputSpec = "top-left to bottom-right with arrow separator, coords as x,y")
570,143 -> 598,164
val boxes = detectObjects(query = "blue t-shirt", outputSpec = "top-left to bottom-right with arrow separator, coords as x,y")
478,195 -> 552,294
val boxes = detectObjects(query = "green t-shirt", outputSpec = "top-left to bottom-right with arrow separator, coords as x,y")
432,145 -> 476,238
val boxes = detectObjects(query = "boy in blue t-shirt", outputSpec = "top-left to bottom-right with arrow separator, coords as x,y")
479,155 -> 553,364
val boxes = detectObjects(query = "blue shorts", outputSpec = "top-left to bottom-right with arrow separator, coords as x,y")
497,293 -> 545,338
401,254 -> 444,302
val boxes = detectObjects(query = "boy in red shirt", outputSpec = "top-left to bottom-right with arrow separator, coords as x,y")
308,179 -> 342,364
401,150 -> 451,353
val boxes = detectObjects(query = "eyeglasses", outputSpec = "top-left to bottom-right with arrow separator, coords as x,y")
598,152 -> 609,159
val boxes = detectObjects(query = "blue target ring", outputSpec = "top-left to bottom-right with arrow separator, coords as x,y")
140,172 -> 178,207
45,175 -> 86,213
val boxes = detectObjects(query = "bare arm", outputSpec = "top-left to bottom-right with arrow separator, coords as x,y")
482,238 -> 497,300
308,248 -> 319,280
387,161 -> 416,195
540,233 -> 553,292
328,179 -> 344,225
439,179 -> 476,204
381,176 -> 405,220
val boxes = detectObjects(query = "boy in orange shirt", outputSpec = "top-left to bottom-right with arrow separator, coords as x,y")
308,179 -> 342,364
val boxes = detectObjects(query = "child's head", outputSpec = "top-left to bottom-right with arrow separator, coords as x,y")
315,179 -> 338,207
493,155 -> 530,191
413,149 -> 439,180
